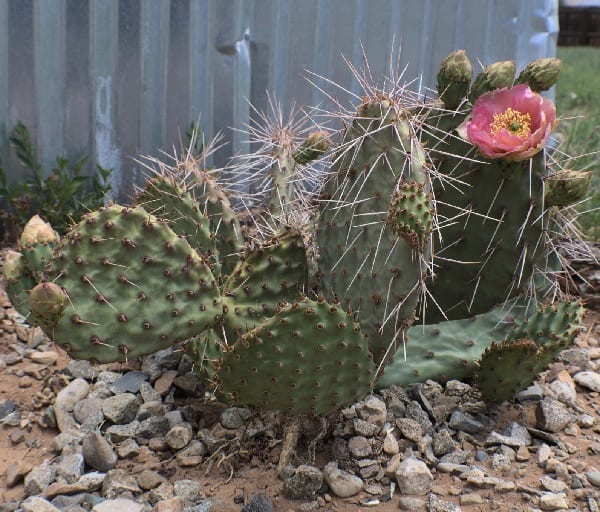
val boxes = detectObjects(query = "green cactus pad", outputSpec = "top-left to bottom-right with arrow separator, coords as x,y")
476,299 -> 583,402
386,181 -> 433,251
515,58 -> 562,92
423,107 -> 550,322
215,296 -> 375,415
317,96 -> 431,365
545,169 -> 592,208
222,227 -> 309,340
375,298 -> 528,387
469,60 -> 516,103
18,215 -> 60,282
3,249 -> 36,317
135,176 -> 215,260
437,50 -> 473,108
38,205 -> 221,363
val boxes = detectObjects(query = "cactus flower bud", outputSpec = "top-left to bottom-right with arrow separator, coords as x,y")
3,250 -> 26,283
515,58 -> 562,92
19,215 -> 59,250
469,60 -> 516,103
437,50 -> 473,108
545,169 -> 591,208
293,131 -> 330,165
29,282 -> 68,329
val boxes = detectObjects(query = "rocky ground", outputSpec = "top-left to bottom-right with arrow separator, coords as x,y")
1,251 -> 600,512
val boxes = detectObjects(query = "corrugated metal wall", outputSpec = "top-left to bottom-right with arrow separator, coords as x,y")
0,0 -> 559,201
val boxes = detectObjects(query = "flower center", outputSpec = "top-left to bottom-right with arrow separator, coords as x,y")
490,108 -> 532,138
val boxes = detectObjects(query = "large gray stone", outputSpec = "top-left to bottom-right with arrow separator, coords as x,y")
323,461 -> 363,498
82,431 -> 118,472
102,393 -> 140,424
395,458 -> 433,495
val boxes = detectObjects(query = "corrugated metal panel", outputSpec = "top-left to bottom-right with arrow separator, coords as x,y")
0,0 -> 559,201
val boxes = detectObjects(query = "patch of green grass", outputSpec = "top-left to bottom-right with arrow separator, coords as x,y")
555,46 -> 600,240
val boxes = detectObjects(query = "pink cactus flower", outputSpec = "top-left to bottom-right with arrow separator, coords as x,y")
457,84 -> 557,161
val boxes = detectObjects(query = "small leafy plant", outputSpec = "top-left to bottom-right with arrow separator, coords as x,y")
0,122 -> 112,241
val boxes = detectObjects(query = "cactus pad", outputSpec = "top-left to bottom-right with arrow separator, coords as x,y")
215,296 -> 375,415
3,249 -> 36,317
37,205 -> 221,363
545,169 -> 592,208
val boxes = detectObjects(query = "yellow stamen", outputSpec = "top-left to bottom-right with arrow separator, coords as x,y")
490,108 -> 531,138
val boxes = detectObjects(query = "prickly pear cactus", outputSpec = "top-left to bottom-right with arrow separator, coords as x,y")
214,296 -> 375,415
476,300 -> 584,402
317,95 -> 433,366
421,52 -> 564,323
32,205 -> 222,363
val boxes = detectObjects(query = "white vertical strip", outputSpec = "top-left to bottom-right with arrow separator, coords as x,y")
90,0 -> 121,199
140,0 -> 170,155
0,0 -> 8,148
232,0 -> 251,160
269,0 -> 291,110
189,0 -> 216,144
33,0 -> 66,171
311,0 -> 331,108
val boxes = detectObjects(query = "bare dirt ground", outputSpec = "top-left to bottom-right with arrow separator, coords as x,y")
1,288 -> 600,510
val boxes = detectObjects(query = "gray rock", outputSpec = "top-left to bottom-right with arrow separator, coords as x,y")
76,471 -> 106,492
137,469 -> 165,490
383,431 -> 400,455
448,410 -> 484,434
63,360 -> 98,380
536,399 -> 572,433
394,457 -> 433,495
220,407 -> 252,429
0,399 -> 15,420
405,401 -> 433,432
348,436 -> 373,458
50,430 -> 85,454
398,496 -> 427,511
110,371 -> 148,393
396,417 -> 423,442
73,397 -> 105,429
92,498 -> 144,512
82,431 -> 118,472
56,453 -> 85,484
432,429 -> 456,456
139,381 -> 162,403
587,471 -> 600,487
574,371 -> 600,392
105,421 -> 140,443
146,481 -> 175,506
515,384 -> 544,402
185,502 -> 214,512
102,468 -> 141,499
165,422 -> 194,451
136,415 -> 171,439
116,438 -> 140,459
177,439 -> 207,459
323,461 -> 364,498
282,465 -> 324,500
549,379 -> 577,403
241,493 -> 274,512
102,393 -> 140,424
174,478 -> 203,503
136,400 -> 166,421
540,476 -> 569,493
355,395 -> 387,427
20,496 -> 61,512
24,459 -> 57,496
352,418 -> 379,437
428,494 -> 462,512
54,378 -> 90,432
539,492 -> 569,510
